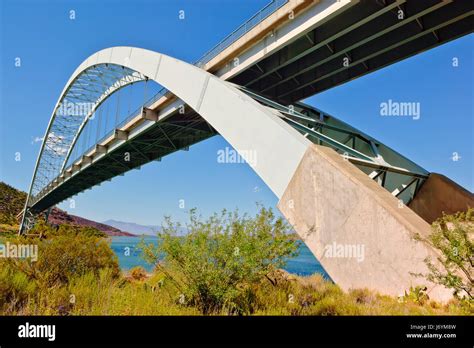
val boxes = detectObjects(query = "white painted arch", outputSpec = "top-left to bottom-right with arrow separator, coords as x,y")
27,47 -> 312,213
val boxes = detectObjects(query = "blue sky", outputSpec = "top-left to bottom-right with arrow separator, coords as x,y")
0,0 -> 472,226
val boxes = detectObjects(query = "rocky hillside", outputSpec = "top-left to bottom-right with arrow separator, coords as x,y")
0,182 -> 135,236
0,182 -> 27,225
48,207 -> 135,236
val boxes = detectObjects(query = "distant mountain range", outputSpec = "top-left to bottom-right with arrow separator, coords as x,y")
103,219 -> 160,236
103,219 -> 189,236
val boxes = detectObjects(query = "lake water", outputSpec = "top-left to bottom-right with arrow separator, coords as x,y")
110,236 -> 328,278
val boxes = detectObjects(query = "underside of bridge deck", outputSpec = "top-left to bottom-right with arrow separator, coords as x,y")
30,110 -> 216,213
229,0 -> 473,104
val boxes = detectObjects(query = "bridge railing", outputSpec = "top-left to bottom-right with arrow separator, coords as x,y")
194,0 -> 288,67
68,86 -> 170,166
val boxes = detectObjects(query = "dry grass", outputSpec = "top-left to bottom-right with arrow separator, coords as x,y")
2,266 -> 471,316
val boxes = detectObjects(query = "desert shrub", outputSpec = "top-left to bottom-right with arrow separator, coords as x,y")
419,209 -> 473,300
129,266 -> 148,281
402,286 -> 430,305
141,207 -> 299,315
13,221 -> 119,286
0,222 -> 119,314
32,233 -> 119,286
0,266 -> 37,313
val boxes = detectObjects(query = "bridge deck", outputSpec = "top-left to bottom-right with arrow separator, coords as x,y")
128,1 -> 474,119
30,108 -> 216,213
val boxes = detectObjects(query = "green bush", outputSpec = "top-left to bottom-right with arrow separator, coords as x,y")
2,222 -> 119,287
141,207 -> 299,315
421,208 -> 473,300
129,266 -> 148,281
34,234 -> 119,286
0,266 -> 37,313
0,221 -> 119,314
402,286 -> 430,305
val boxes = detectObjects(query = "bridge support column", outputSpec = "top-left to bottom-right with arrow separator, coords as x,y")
277,144 -> 454,302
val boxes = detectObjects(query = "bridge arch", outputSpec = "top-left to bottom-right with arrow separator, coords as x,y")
21,46 -> 311,231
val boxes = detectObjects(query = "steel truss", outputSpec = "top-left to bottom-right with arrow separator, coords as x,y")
238,86 -> 429,204
20,64 -> 145,234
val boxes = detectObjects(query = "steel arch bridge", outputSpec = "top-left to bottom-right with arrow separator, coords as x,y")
19,45 -> 472,302
21,46 -> 429,231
